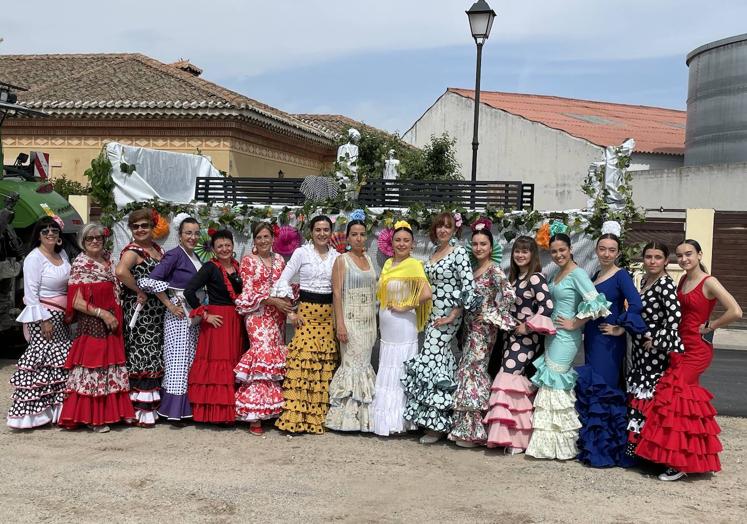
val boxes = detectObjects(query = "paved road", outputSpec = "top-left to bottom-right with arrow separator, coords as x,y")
3,331 -> 746,416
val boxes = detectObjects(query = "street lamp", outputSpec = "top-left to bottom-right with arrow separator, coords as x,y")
466,0 -> 496,189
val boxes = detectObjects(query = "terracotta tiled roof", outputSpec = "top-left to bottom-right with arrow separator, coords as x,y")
0,53 -> 336,145
448,88 -> 686,155
293,113 -> 393,139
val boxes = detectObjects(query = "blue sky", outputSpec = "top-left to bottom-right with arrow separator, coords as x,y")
2,0 -> 746,133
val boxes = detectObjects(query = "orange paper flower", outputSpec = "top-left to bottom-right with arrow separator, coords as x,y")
536,222 -> 551,250
152,213 -> 170,240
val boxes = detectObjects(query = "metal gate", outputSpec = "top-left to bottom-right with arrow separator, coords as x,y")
712,211 -> 747,329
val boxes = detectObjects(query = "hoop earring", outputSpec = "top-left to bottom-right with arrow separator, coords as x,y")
56,238 -> 63,246
252,246 -> 258,255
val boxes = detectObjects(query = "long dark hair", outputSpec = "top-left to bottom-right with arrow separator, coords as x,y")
509,235 -> 542,282
471,228 -> 494,248
550,233 -> 574,262
178,217 -> 199,235
678,239 -> 708,273
597,233 -> 621,249
29,216 -> 63,254
309,215 -> 333,231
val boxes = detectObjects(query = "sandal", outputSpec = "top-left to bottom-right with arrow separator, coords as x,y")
249,424 -> 264,436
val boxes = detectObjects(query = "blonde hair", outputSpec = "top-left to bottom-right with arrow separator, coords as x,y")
78,223 -> 105,251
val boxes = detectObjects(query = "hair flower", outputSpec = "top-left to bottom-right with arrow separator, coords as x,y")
394,220 -> 411,231
102,227 -> 111,238
350,209 -> 366,222
550,220 -> 568,236
536,222 -> 551,250
470,217 -> 493,233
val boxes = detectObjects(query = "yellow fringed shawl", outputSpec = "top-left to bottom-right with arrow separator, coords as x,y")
377,257 -> 432,331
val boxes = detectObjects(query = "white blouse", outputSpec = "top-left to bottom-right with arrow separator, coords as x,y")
272,244 -> 339,297
16,248 -> 71,323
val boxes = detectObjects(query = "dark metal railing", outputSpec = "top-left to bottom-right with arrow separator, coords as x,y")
194,177 -> 534,210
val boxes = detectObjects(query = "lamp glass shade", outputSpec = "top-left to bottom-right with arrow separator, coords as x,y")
466,1 -> 496,41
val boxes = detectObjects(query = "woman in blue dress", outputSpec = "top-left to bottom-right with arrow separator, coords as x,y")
526,232 -> 611,460
575,226 -> 646,467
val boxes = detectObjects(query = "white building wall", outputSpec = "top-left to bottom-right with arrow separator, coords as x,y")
629,152 -> 684,172
404,92 -> 603,210
632,162 -> 747,211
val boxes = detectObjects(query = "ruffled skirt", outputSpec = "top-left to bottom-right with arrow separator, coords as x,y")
635,353 -> 722,473
526,355 -> 580,460
235,313 -> 287,422
59,313 -> 135,428
188,305 -> 243,424
484,372 -> 536,450
575,365 -> 634,468
7,311 -> 72,429
275,302 -> 337,434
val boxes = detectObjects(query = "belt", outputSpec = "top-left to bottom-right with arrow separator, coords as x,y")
299,290 -> 333,304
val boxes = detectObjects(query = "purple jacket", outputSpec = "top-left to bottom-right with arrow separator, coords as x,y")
148,246 -> 200,289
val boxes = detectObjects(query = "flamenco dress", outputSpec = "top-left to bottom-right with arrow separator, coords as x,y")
526,268 -> 610,460
184,259 -> 244,424
234,254 -> 287,422
325,253 -> 377,432
575,269 -> 645,467
485,272 -> 554,450
626,275 -> 684,454
59,253 -> 135,428
635,276 -> 722,473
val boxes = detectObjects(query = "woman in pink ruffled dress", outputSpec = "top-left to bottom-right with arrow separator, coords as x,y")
485,236 -> 554,454
234,222 -> 291,435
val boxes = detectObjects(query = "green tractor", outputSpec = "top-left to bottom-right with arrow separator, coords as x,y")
0,80 -> 84,334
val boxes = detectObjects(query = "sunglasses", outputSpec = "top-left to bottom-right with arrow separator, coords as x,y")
40,228 -> 61,237
130,223 -> 151,230
84,235 -> 105,243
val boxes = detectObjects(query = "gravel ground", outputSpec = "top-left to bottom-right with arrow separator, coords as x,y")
0,359 -> 744,523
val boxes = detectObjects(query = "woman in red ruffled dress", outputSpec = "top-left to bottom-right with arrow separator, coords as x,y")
59,224 -> 135,432
636,239 -> 742,481
183,229 -> 244,424
234,222 -> 291,435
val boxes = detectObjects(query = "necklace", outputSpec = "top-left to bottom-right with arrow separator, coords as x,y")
257,252 -> 276,288
211,258 -> 240,302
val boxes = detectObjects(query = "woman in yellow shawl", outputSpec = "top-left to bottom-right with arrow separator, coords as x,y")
371,221 -> 432,436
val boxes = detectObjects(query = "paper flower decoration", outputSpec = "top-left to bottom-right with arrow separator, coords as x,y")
471,217 -> 493,233
350,209 -> 366,222
393,220 -> 411,231
194,230 -> 213,263
536,222 -> 551,250
151,213 -> 169,240
377,228 -> 394,257
273,225 -> 302,257
328,231 -> 348,254
550,220 -> 569,237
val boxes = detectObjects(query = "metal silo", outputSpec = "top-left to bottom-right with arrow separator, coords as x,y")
685,33 -> 747,166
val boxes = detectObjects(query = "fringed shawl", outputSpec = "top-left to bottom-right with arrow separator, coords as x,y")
377,257 -> 432,331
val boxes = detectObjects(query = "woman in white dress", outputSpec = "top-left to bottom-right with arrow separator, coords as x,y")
371,220 -> 432,436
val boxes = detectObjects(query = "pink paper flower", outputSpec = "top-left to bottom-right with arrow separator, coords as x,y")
273,226 -> 302,257
377,228 -> 394,257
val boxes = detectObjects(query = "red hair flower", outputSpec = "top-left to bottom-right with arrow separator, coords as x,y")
102,227 -> 111,238
207,228 -> 217,237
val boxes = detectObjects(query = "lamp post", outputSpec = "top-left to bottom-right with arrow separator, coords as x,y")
466,0 -> 496,195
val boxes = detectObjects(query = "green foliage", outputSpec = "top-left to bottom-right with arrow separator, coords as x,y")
403,134 -> 461,181
51,175 -> 89,200
84,150 -> 115,219
581,145 -> 645,268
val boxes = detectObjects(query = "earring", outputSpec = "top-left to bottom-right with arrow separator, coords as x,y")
345,243 -> 352,252
56,238 -> 63,246
252,246 -> 258,255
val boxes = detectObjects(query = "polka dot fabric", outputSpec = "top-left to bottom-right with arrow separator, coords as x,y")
275,302 -> 337,434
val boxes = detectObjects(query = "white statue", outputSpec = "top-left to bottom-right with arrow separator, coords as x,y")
383,149 -> 400,180
336,128 -> 360,195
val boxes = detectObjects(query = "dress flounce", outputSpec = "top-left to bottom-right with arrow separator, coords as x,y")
635,355 -> 722,473
526,387 -> 580,460
574,365 -> 635,468
484,372 -> 536,449
576,293 -> 612,320
530,355 -> 577,391
325,363 -> 376,432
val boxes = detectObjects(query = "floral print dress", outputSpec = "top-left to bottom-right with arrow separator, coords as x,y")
402,245 -> 476,433
449,264 -> 515,443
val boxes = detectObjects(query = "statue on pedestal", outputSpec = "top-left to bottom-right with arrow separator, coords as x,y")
383,149 -> 399,180
336,128 -> 361,199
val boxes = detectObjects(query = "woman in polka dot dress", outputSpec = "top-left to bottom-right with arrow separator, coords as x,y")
116,207 -> 166,427
272,215 -> 339,434
402,212 -> 477,444
626,242 -> 684,456
485,236 -> 554,454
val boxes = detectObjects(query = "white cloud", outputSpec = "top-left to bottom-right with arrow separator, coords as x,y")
2,0 -> 746,78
